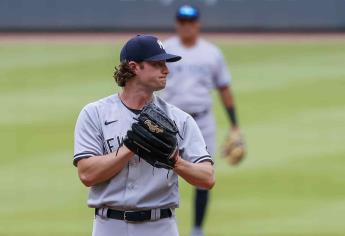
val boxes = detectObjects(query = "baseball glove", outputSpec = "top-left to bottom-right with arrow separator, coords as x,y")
222,129 -> 246,166
123,103 -> 179,170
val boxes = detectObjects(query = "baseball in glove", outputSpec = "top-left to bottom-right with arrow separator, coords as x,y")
123,103 -> 179,170
222,129 -> 246,166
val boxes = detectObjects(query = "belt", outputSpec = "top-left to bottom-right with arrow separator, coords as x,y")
95,208 -> 172,223
189,110 -> 209,119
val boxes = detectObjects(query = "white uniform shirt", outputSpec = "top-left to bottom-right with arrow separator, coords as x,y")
73,94 -> 212,210
161,37 -> 232,114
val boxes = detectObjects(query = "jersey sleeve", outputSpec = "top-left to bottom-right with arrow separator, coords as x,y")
179,116 -> 213,164
73,104 -> 103,166
213,49 -> 232,88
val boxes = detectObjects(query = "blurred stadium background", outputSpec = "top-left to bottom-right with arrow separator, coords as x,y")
1,0 -> 345,236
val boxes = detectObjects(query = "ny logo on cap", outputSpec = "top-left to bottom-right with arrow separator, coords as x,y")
157,40 -> 164,49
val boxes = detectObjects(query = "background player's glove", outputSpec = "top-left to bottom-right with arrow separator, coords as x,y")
222,129 -> 246,166
124,103 -> 179,170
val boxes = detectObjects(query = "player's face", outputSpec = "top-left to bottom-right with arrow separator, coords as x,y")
136,61 -> 169,91
176,19 -> 200,41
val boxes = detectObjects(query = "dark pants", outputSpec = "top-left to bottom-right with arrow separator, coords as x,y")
194,188 -> 209,227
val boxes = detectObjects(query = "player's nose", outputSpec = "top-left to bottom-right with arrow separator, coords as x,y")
161,63 -> 169,75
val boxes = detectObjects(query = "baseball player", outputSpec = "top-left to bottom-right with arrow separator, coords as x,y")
73,35 -> 215,236
161,5 -> 246,236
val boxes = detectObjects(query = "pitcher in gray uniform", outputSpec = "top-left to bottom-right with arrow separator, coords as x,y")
73,35 -> 215,236
161,5 -> 244,236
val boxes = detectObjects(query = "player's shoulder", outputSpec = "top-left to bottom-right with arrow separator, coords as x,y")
199,38 -> 223,56
80,94 -> 120,114
154,95 -> 192,122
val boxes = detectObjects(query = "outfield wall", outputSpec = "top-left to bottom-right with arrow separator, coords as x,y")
1,0 -> 345,31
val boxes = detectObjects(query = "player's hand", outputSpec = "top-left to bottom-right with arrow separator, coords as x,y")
222,128 -> 246,166
172,151 -> 182,169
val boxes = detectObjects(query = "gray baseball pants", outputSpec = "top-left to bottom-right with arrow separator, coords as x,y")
92,213 -> 179,236
193,111 -> 216,156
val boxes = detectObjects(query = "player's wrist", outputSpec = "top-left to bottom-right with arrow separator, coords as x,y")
226,106 -> 238,127
173,155 -> 188,173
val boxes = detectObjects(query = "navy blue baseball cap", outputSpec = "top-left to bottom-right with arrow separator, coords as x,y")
120,35 -> 181,63
176,5 -> 199,20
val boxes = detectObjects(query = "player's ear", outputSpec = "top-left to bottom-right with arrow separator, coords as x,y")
128,61 -> 141,73
128,61 -> 136,70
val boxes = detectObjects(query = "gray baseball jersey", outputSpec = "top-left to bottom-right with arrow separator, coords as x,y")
73,94 -> 212,210
161,37 -> 232,114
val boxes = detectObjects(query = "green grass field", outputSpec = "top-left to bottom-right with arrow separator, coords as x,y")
1,39 -> 345,236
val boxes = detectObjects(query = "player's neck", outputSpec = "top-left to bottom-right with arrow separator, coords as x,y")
180,37 -> 198,48
120,86 -> 153,110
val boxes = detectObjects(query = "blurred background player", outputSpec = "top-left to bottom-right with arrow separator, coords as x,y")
161,5 -> 245,236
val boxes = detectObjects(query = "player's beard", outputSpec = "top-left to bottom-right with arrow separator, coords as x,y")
138,74 -> 167,92
153,76 -> 167,91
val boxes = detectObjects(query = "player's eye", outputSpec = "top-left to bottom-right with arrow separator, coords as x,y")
147,61 -> 165,68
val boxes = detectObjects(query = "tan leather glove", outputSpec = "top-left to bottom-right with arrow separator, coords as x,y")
222,129 -> 246,166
